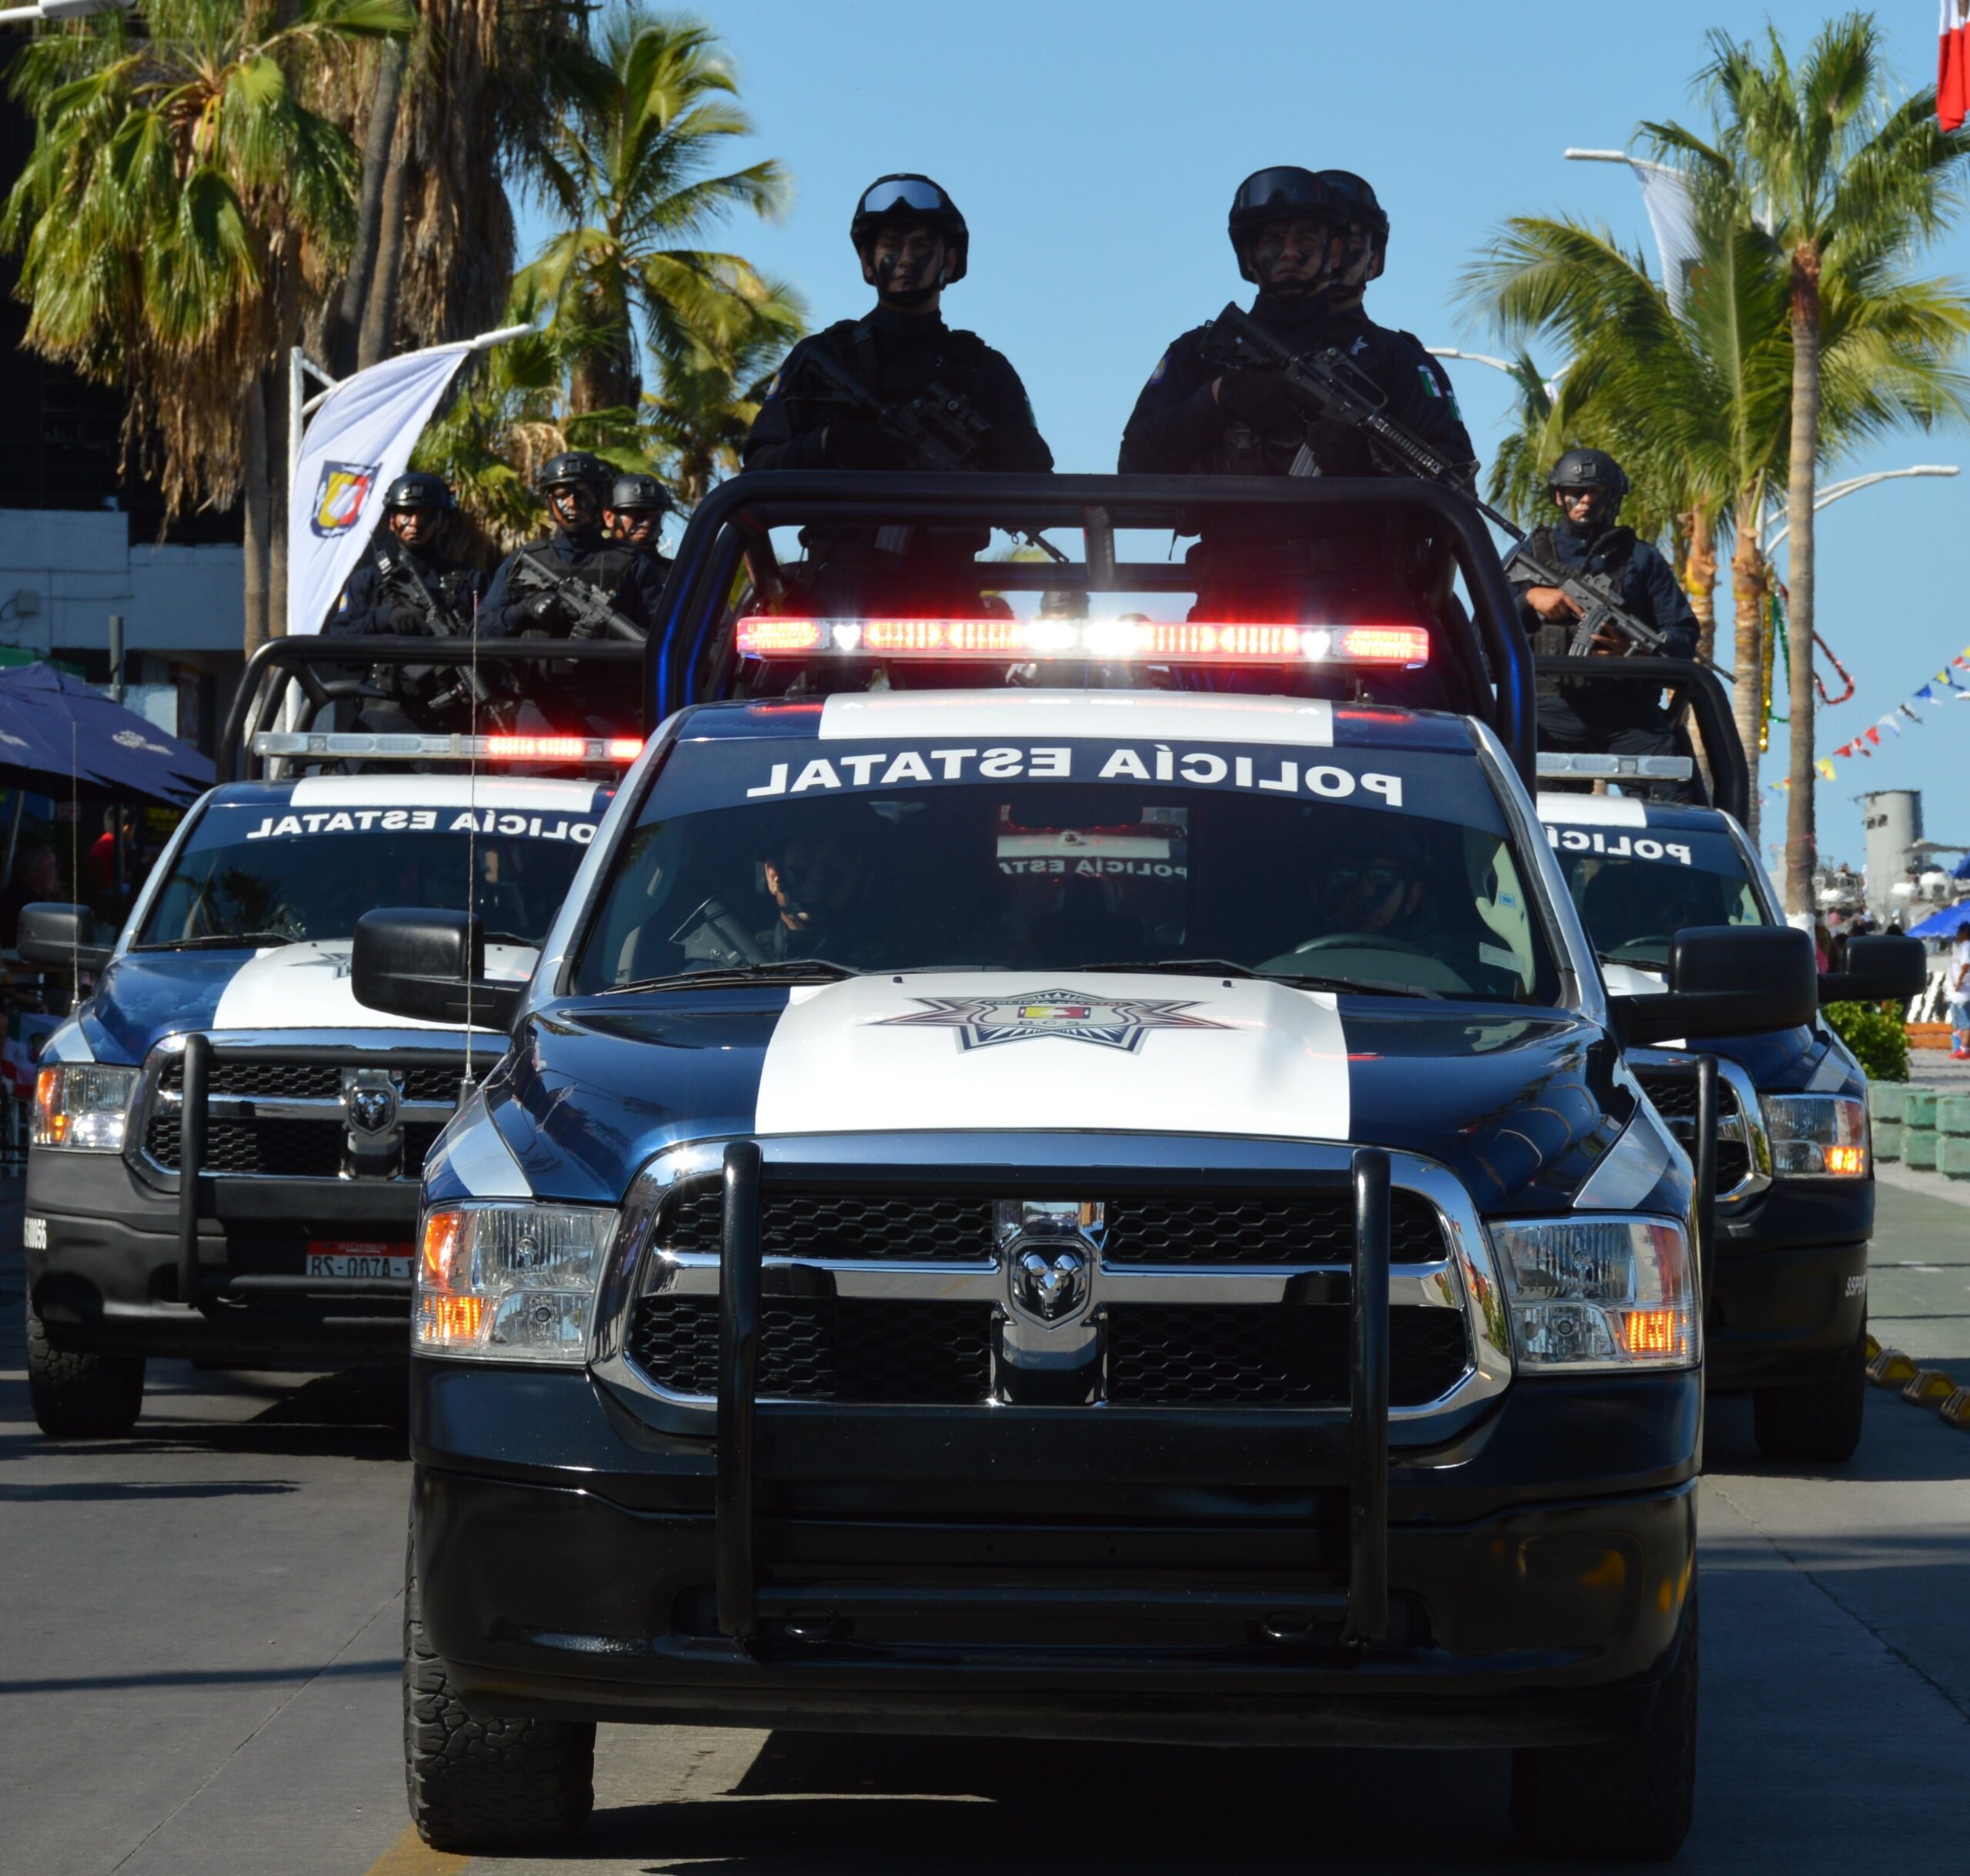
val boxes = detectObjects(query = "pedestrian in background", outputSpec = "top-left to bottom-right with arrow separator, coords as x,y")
1949,920 -> 1970,1061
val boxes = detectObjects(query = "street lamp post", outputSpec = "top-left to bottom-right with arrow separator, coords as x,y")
1764,466 -> 1959,555
0,2 -> 131,22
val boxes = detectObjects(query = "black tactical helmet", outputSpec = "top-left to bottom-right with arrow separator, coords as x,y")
850,173 -> 969,282
1317,169 -> 1389,243
1548,448 -> 1631,501
1227,167 -> 1339,284
382,471 -> 456,513
535,450 -> 613,496
608,472 -> 671,514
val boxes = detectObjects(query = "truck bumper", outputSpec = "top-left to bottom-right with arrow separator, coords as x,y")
25,1150 -> 416,1367
1708,1179 -> 1871,1390
409,1363 -> 1700,1749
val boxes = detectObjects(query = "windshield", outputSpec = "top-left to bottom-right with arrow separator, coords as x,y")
1545,816 -> 1766,970
573,731 -> 1560,1003
136,797 -> 603,950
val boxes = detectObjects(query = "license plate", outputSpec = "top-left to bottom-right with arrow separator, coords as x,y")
306,1240 -> 413,1280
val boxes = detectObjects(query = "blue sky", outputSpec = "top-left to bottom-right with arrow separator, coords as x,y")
556,1 -> 1970,867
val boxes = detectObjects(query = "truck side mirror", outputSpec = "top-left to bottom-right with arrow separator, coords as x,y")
352,909 -> 520,1031
16,902 -> 112,974
1819,933 -> 1927,1005
1611,923 -> 1817,1045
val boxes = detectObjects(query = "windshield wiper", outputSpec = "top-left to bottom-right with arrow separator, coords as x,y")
1081,958 -> 1261,978
139,930 -> 301,952
602,960 -> 859,995
1271,971 -> 1444,1000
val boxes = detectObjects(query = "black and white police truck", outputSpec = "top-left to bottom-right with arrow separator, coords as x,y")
21,641 -> 636,1437
342,475 -> 1840,1860
1537,783 -> 1923,1461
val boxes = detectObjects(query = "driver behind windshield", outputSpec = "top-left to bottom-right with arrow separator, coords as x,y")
1317,835 -> 1437,943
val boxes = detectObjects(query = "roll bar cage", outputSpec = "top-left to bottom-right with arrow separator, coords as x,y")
648,472 -> 1538,786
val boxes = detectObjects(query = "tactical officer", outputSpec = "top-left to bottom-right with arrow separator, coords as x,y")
604,472 -> 674,575
326,472 -> 486,729
1510,449 -> 1700,788
742,175 -> 1051,617
477,452 -> 667,733
1120,167 -> 1474,486
1317,169 -> 1387,319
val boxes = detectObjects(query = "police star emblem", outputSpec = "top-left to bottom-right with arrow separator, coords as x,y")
878,987 -> 1228,1054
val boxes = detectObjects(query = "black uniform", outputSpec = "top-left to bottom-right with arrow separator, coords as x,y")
477,529 -> 668,733
325,538 -> 486,729
743,310 -> 1051,616
1508,518 -> 1700,777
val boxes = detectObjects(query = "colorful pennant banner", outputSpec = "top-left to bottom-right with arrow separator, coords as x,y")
1768,640 -> 1970,793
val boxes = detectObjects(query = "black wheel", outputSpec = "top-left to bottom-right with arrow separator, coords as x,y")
26,1307 -> 144,1438
1510,1591 -> 1697,1861
1753,1320 -> 1868,1465
403,1504 -> 594,1854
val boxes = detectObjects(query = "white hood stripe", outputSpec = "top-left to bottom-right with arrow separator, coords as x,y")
816,691 -> 1334,746
752,972 -> 1350,1144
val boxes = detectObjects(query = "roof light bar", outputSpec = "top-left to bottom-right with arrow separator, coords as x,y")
1537,753 -> 1694,781
252,732 -> 643,764
733,616 -> 1430,667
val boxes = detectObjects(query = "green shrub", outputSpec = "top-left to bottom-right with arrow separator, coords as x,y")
1823,1001 -> 1910,1083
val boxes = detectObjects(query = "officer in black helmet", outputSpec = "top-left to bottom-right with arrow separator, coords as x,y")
1120,166 -> 1474,485
604,472 -> 673,576
477,450 -> 668,644
1510,448 -> 1699,784
326,471 -> 486,729
1316,169 -> 1387,319
742,175 -> 1050,619
743,174 -> 1050,477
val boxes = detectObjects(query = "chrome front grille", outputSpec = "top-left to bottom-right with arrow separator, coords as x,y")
608,1152 -> 1508,1424
133,1040 -> 465,1184
1631,1057 -> 1769,1200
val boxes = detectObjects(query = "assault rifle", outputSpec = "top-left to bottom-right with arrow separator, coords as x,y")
377,557 -> 508,720
509,552 -> 647,643
1207,302 -> 1734,679
797,345 -> 1066,562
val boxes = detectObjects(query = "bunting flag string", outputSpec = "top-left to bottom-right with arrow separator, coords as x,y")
1768,637 -> 1970,794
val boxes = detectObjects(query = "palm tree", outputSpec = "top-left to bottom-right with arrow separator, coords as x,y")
516,7 -> 791,416
2,1 -> 412,651
1463,172 -> 1970,848
645,275 -> 803,502
1648,15 -> 1970,913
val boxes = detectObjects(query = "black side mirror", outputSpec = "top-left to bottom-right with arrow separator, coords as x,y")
16,903 -> 112,973
1611,923 -> 1818,1045
1820,933 -> 1927,1005
352,909 -> 521,1030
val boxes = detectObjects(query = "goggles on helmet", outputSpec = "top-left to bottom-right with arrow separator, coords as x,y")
858,177 -> 953,219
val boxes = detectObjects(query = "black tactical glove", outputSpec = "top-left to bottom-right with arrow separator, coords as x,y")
386,601 -> 426,631
824,422 -> 904,471
519,589 -> 564,628
567,608 -> 604,642
1217,370 -> 1295,426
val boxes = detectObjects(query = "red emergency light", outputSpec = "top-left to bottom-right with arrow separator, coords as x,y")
484,734 -> 643,763
733,616 -> 1429,667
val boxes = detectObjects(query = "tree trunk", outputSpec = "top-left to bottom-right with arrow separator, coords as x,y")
333,37 -> 406,377
1728,478 -> 1768,850
241,379 -> 272,656
359,121 -> 412,370
1684,501 -> 1718,666
1783,249 -> 1823,920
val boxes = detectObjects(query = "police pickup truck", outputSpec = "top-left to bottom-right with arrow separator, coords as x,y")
20,672 -> 626,1439
357,476 -> 1820,1860
1537,787 -> 1923,1461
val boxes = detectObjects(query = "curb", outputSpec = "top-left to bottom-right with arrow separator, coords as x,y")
1865,1335 -> 1970,1432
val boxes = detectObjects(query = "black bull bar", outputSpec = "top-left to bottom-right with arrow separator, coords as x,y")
710,1141 -> 1396,1652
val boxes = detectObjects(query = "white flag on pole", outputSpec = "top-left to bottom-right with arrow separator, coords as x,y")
1627,159 -> 1699,318
285,342 -> 475,637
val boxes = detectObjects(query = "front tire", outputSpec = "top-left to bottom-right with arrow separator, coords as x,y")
403,1504 -> 594,1854
1510,1590 -> 1698,1861
1753,1320 -> 1868,1465
26,1307 -> 144,1438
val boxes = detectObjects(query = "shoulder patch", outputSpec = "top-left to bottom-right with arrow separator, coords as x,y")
1149,352 -> 1170,385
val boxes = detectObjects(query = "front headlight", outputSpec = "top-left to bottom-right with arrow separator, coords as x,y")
416,1203 -> 617,1364
1761,1093 -> 1867,1178
33,1064 -> 139,1152
1489,1216 -> 1699,1372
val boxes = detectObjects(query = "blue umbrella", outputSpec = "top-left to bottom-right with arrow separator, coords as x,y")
1905,903 -> 1970,940
0,663 -> 212,805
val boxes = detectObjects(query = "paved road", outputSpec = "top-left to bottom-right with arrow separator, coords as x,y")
4,1180 -> 1967,1876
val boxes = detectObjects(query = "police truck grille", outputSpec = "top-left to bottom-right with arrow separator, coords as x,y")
145,1116 -> 346,1178
159,1059 -> 342,1100
1632,1067 -> 1756,1194
661,1184 -> 997,1263
1102,1191 -> 1445,1264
